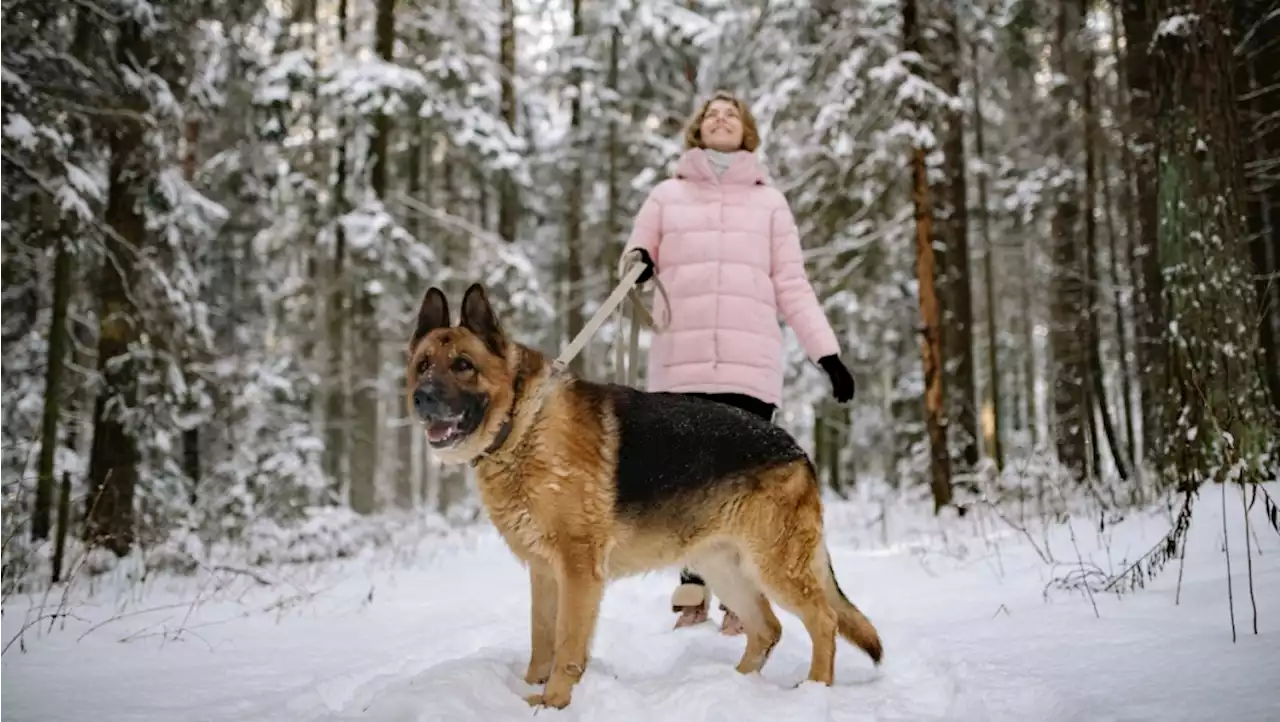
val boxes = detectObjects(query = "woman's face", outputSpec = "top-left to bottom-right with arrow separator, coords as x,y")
700,99 -> 745,151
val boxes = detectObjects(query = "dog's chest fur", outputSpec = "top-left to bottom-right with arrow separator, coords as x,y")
473,392 -> 617,564
475,467 -> 562,562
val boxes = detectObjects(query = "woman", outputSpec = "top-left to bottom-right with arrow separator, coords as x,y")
622,90 -> 856,634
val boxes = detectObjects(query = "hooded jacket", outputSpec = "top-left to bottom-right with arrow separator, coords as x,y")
622,147 -> 839,405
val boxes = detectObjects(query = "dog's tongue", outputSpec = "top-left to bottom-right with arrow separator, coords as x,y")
427,421 -> 457,442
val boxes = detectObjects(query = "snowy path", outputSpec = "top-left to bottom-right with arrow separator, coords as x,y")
4,486 -> 1280,722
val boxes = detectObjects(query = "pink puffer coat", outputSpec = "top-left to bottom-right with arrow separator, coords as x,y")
623,148 -> 839,405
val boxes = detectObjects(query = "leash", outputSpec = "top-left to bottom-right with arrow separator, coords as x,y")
477,252 -> 668,468
551,250 -> 670,384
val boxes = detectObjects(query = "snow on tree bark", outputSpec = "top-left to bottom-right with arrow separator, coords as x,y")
85,18 -> 151,557
1148,0 -> 1279,489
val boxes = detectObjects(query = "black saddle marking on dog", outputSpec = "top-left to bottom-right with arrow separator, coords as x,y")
585,383 -> 809,515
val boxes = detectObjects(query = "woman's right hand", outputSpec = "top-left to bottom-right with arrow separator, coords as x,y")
631,248 -> 656,284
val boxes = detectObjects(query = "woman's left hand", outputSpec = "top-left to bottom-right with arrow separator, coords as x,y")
818,355 -> 855,403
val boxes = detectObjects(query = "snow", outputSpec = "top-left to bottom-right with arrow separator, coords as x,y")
1155,14 -> 1199,39
3,113 -> 38,149
4,483 -> 1279,722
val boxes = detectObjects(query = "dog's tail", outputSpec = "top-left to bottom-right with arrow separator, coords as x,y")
817,544 -> 883,665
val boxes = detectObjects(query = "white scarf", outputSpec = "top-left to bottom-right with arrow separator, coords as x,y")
705,149 -> 739,176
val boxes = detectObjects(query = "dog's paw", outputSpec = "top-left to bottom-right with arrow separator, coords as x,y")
524,691 -> 572,710
523,657 -> 553,685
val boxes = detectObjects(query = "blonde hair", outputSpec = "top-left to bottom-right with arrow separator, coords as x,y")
683,90 -> 760,152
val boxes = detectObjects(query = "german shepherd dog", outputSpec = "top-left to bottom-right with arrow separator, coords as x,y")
406,283 -> 882,709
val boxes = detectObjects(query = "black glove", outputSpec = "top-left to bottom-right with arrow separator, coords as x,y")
632,248 -> 656,284
818,355 -> 855,403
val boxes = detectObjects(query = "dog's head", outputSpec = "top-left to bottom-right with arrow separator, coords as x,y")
406,283 -> 516,464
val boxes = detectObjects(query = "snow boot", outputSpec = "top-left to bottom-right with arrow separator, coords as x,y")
671,582 -> 709,628
719,604 -> 745,636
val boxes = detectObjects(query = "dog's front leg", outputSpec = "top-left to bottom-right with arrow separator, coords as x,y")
523,561 -> 558,685
527,540 -> 604,710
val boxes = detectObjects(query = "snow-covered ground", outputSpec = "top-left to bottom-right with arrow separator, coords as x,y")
4,481 -> 1279,722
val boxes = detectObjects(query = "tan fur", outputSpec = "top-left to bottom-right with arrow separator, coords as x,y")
406,286 -> 882,709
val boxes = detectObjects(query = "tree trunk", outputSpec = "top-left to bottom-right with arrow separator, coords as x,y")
498,0 -> 518,243
325,0 -> 351,501
349,0 -> 397,515
52,374 -> 75,582
33,195 -> 71,541
1149,0 -> 1276,488
400,116 -> 425,511
181,117 -> 201,497
684,0 -> 699,92
1109,0 -> 1143,463
1122,0 -> 1168,450
1020,217 -> 1039,450
1049,0 -> 1089,479
1100,93 -> 1138,470
938,0 -> 979,471
565,0 -> 585,375
1235,1 -> 1280,412
905,0 -> 953,512
85,19 -> 151,556
829,402 -> 850,497
606,19 -> 622,290
1081,11 -> 1130,481
970,40 -> 1004,471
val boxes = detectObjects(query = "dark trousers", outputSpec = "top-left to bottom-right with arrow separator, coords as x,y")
676,392 -> 777,595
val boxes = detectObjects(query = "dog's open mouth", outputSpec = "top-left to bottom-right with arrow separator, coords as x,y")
423,408 -> 483,448
425,416 -> 466,447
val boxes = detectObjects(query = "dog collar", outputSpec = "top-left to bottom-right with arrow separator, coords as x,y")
468,353 -> 561,467
470,360 -> 527,467
473,418 -> 513,466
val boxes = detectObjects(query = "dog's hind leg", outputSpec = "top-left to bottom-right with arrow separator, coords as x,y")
751,542 -> 838,685
690,548 -> 782,675
740,464 -> 839,686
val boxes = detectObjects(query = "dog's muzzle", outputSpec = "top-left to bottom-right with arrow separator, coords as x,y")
414,382 -> 482,447
413,384 -> 452,422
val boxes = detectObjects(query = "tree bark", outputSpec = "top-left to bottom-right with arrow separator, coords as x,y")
324,0 -> 351,500
938,0 -> 979,471
33,195 -> 71,541
1081,11 -> 1130,480
1109,0 -> 1143,463
1235,1 -> 1280,412
1122,0 -> 1168,450
349,0 -> 397,515
1149,0 -> 1277,488
181,117 -> 201,498
606,18 -> 622,292
970,39 -> 1004,471
565,0 -> 585,375
498,0 -> 518,243
1100,85 -> 1138,470
85,18 -> 151,556
905,0 -> 953,512
1049,0 -> 1089,479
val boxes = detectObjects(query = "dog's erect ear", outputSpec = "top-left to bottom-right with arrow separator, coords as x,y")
459,283 -> 505,357
411,287 -> 451,353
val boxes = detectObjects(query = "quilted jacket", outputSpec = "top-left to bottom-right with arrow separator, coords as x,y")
622,148 -> 839,405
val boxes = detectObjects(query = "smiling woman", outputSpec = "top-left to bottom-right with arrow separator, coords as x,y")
685,90 -> 760,154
